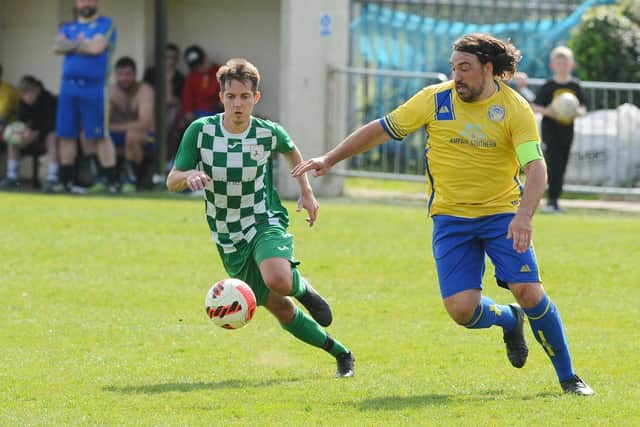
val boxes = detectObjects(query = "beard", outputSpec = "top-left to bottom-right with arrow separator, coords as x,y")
455,80 -> 485,102
78,7 -> 97,18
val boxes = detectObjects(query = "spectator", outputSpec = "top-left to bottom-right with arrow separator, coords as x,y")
511,71 -> 536,103
144,43 -> 185,112
0,76 -> 60,192
0,64 -> 20,143
181,45 -> 222,124
532,46 -> 587,213
109,56 -> 155,191
143,43 -> 185,170
53,0 -> 120,193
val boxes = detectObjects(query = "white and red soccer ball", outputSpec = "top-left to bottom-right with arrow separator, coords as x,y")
205,278 -> 256,329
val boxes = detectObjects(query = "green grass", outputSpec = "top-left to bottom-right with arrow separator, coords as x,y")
344,177 -> 603,200
345,177 -> 426,194
1,192 -> 639,426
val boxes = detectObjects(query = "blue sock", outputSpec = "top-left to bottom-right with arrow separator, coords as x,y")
523,295 -> 575,382
464,296 -> 516,330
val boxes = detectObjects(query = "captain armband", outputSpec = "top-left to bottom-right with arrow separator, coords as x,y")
515,140 -> 543,168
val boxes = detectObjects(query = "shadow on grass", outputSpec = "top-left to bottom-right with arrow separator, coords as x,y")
103,376 -> 302,394
355,388 -> 560,410
356,394 -> 451,410
355,389 -> 512,410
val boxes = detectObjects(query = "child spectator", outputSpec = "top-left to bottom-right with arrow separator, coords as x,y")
532,46 -> 587,213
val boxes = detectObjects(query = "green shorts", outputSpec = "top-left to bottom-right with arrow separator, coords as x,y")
218,225 -> 299,306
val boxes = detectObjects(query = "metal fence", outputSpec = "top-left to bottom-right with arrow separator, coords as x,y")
325,66 -> 640,194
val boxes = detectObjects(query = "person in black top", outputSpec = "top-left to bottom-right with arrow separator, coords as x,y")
532,46 -> 586,213
143,43 -> 185,107
0,76 -> 60,192
143,43 -> 185,169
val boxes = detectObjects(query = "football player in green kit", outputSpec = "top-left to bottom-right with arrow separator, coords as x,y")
167,58 -> 354,378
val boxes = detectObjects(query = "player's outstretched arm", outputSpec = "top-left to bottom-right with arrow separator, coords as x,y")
166,167 -> 211,192
290,119 -> 389,178
285,147 -> 319,227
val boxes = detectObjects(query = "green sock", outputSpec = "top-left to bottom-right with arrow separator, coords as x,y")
289,269 -> 307,298
281,307 -> 349,357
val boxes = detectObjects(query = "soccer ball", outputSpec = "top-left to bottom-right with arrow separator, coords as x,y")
550,92 -> 579,125
204,278 -> 257,329
2,121 -> 26,145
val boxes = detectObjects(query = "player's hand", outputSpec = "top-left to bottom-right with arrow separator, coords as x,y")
185,171 -> 211,191
290,155 -> 332,178
297,191 -> 319,227
507,213 -> 533,253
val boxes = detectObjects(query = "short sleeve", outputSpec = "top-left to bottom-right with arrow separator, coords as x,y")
380,87 -> 433,140
533,82 -> 553,106
509,101 -> 540,149
95,17 -> 116,46
58,23 -> 69,38
272,122 -> 295,154
174,120 -> 202,170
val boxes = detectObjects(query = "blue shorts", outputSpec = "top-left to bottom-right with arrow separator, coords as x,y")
110,130 -> 156,149
432,214 -> 541,298
56,78 -> 107,140
111,131 -> 126,148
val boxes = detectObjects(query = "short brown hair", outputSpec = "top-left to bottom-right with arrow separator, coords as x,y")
216,58 -> 260,93
453,33 -> 522,80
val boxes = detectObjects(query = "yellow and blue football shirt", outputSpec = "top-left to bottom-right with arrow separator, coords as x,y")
381,80 -> 540,218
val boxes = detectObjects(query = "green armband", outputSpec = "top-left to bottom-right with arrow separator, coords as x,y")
516,140 -> 543,168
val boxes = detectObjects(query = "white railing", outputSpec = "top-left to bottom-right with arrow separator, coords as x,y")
326,66 -> 640,194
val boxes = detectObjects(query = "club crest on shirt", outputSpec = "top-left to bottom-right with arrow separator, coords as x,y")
249,144 -> 267,162
488,105 -> 505,122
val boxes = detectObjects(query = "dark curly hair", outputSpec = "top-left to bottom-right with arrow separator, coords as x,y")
453,33 -> 521,80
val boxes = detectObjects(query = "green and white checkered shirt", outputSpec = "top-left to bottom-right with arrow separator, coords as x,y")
174,114 -> 295,253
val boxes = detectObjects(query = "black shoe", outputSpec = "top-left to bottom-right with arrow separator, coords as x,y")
560,375 -> 595,396
0,177 -> 19,190
41,180 -> 65,194
296,284 -> 333,327
335,352 -> 355,378
503,304 -> 528,368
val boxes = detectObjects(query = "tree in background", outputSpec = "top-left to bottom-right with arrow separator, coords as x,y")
569,0 -> 640,83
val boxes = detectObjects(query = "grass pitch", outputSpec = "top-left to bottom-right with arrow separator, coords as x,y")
1,192 -> 638,426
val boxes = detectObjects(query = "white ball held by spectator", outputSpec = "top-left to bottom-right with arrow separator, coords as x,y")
551,92 -> 579,125
3,121 -> 26,145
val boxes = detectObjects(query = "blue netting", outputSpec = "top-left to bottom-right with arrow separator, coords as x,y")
350,0 -> 617,78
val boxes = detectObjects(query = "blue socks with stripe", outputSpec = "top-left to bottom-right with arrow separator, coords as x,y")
523,295 -> 575,382
463,294 -> 575,382
464,296 -> 516,330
